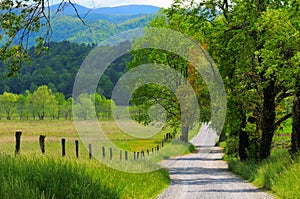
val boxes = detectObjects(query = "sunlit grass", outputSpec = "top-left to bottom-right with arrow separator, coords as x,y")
0,120 -> 170,158
0,119 -> 198,198
228,149 -> 300,198
0,154 -> 170,199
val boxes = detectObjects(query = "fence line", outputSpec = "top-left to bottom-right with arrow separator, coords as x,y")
13,131 -> 173,161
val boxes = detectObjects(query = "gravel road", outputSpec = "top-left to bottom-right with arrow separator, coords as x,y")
157,124 -> 275,199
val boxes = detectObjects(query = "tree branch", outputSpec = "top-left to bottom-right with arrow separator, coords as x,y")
275,113 -> 292,128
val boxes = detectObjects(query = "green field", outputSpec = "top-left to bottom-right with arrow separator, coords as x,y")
0,120 -> 196,198
0,120 -> 170,157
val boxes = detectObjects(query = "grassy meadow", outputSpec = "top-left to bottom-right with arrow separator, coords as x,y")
0,120 -> 171,157
0,119 -> 197,198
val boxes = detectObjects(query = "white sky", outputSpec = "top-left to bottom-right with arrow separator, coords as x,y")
49,0 -> 174,8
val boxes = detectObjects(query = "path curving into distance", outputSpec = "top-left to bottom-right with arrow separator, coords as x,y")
157,123 -> 275,199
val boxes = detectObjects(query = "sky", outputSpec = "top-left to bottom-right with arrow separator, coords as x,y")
50,0 -> 174,8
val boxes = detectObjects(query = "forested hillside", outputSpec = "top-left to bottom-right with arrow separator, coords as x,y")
0,4 -> 159,47
0,41 -> 131,98
25,14 -> 157,45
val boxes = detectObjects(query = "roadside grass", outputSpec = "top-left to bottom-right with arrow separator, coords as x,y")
228,149 -> 300,198
0,154 -> 170,199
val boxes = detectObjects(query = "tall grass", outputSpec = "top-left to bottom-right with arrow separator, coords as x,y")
0,154 -> 170,199
228,149 -> 300,198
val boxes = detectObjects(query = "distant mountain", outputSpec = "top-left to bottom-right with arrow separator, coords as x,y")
49,3 -> 160,17
92,5 -> 160,15
29,14 -> 157,45
49,3 -> 90,16
0,4 -> 160,47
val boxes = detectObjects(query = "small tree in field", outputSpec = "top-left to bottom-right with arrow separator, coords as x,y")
0,92 -> 18,120
31,85 -> 56,120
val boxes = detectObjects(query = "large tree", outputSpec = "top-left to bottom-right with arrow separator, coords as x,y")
163,0 -> 300,160
128,27 -> 209,142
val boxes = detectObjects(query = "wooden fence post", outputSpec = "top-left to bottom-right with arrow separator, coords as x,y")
134,151 -> 136,160
141,151 -> 145,158
39,135 -> 46,154
125,151 -> 128,160
102,146 -> 105,158
109,148 -> 113,160
89,144 -> 92,159
147,149 -> 149,156
157,145 -> 159,152
15,131 -> 22,155
75,140 -> 79,158
120,150 -> 122,160
61,138 -> 66,157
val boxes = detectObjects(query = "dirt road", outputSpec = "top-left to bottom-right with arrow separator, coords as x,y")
157,124 -> 275,199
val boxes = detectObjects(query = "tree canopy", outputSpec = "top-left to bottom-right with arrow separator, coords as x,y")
127,0 -> 300,160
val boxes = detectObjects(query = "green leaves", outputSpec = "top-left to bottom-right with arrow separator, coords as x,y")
0,92 -> 18,120
0,0 -> 45,76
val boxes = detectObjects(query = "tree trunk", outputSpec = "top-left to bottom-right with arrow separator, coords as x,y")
239,131 -> 249,161
239,110 -> 249,161
291,94 -> 300,154
19,110 -> 23,120
180,125 -> 189,143
260,80 -> 276,160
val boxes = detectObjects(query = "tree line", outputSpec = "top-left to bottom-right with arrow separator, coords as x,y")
0,85 -> 114,120
0,41 -> 130,99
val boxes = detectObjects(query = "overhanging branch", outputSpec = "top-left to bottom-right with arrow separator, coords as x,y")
275,113 -> 292,128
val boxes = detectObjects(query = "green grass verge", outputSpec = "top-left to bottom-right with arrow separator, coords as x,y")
0,154 -> 170,199
228,149 -> 300,198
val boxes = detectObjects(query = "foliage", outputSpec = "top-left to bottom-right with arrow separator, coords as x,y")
0,41 -> 131,99
0,91 -> 18,120
0,85 -> 113,120
0,0 -> 65,76
31,85 -> 56,120
128,17 -> 210,142
162,0 -> 300,160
